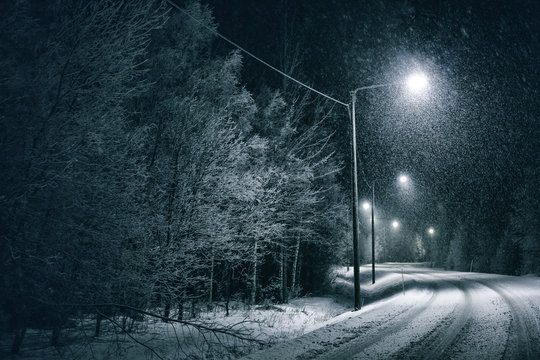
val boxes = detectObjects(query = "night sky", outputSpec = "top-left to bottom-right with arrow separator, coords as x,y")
201,0 -> 539,236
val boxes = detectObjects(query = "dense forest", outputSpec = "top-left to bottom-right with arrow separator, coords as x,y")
1,0 -> 538,355
1,1 -> 349,353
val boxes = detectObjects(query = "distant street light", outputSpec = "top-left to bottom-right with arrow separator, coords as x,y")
362,201 -> 370,211
428,227 -> 435,235
392,220 -> 400,229
348,71 -> 429,311
399,174 -> 409,184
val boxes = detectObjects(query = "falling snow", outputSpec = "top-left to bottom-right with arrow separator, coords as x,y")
1,0 -> 538,359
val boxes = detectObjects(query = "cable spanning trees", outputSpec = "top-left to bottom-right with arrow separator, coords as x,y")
0,1 -> 346,353
140,4 -> 346,311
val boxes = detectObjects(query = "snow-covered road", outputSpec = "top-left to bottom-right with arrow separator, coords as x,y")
243,265 -> 540,359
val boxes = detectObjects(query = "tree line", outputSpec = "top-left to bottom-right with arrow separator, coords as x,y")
369,173 -> 539,277
0,1 -> 348,354
440,168 -> 539,275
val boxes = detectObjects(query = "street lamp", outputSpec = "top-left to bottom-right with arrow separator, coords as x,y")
392,220 -> 400,229
362,201 -> 370,211
428,227 -> 435,235
406,73 -> 429,93
348,72 -> 428,310
399,174 -> 409,184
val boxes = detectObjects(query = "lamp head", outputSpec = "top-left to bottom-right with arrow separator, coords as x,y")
406,72 -> 428,93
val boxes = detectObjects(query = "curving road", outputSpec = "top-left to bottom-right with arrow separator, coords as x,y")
242,265 -> 540,360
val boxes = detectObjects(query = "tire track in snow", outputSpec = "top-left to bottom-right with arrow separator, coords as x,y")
476,279 -> 540,360
316,272 -> 450,360
317,288 -> 438,360
241,287 -> 436,360
390,274 -> 473,360
423,276 -> 473,359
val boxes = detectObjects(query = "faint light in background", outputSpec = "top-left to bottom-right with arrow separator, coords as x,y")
362,201 -> 370,210
399,174 -> 409,184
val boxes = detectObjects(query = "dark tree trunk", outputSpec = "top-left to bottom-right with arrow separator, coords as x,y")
50,326 -> 61,346
163,301 -> 171,322
10,327 -> 26,354
177,302 -> 183,321
94,313 -> 102,337
191,300 -> 197,319
280,245 -> 289,303
291,237 -> 301,292
251,239 -> 258,305
225,264 -> 233,317
207,244 -> 215,310
165,149 -> 180,247
128,317 -> 136,332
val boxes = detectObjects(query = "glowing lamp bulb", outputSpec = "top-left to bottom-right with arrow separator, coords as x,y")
406,73 -> 428,93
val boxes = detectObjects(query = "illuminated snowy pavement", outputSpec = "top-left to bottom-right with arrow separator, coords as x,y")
242,265 -> 540,359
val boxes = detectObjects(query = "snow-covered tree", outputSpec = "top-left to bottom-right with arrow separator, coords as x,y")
0,0 -> 165,352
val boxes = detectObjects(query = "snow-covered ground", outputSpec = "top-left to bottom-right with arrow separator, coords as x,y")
243,263 -> 540,359
0,295 -> 349,359
3,263 -> 539,359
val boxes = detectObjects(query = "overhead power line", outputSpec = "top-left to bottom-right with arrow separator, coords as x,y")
166,1 -> 373,190
166,0 -> 348,108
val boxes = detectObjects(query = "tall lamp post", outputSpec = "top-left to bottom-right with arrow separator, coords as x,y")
362,191 -> 375,285
348,72 -> 428,310
348,90 -> 361,311
371,182 -> 375,284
